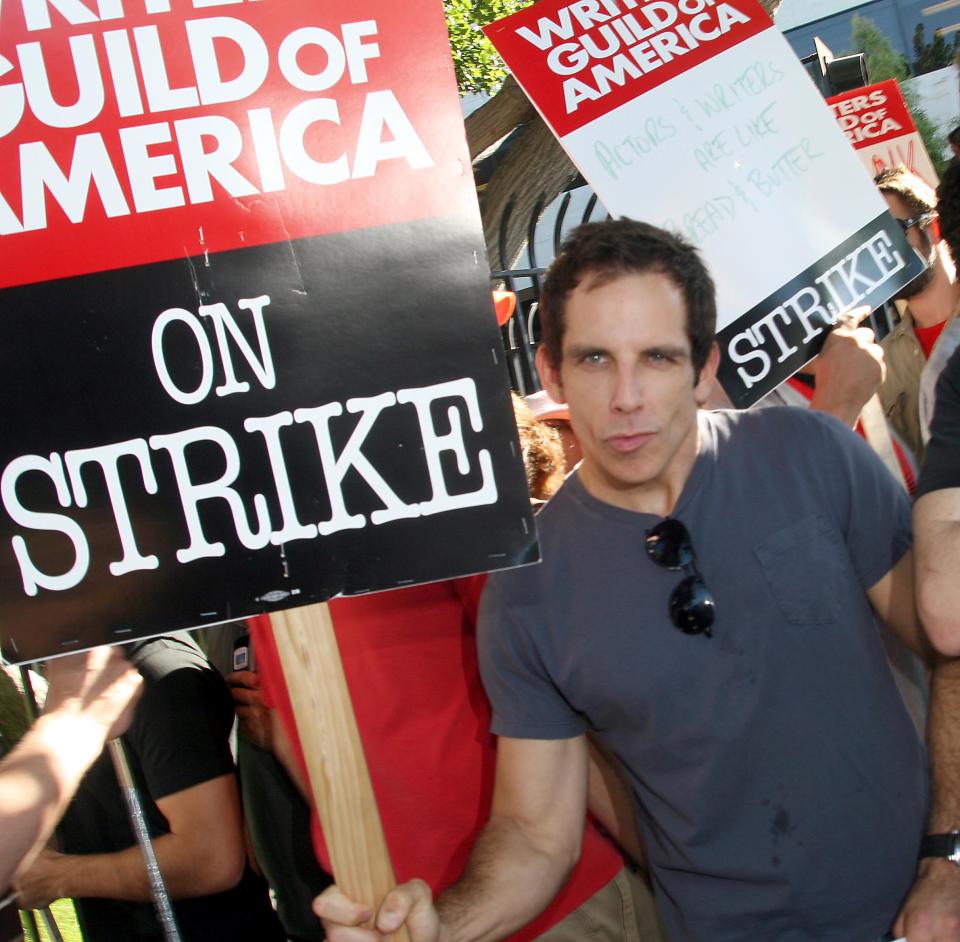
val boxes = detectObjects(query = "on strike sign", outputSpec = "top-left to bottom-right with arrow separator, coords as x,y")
0,0 -> 536,663
828,79 -> 939,189
485,0 -> 927,407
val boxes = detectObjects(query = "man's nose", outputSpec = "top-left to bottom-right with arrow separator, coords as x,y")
610,365 -> 643,413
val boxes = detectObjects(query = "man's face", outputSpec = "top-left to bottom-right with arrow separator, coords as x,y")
537,269 -> 717,513
883,192 -> 937,300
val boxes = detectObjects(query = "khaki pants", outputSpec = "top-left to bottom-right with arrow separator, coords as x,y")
536,868 -> 667,942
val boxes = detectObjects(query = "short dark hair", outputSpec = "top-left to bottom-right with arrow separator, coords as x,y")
538,219 -> 717,378
874,165 -> 937,216
949,125 -> 960,147
937,162 -> 960,264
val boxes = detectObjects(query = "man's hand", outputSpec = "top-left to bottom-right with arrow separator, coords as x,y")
0,647 -> 141,890
44,646 -> 142,741
314,880 -> 440,942
15,847 -> 67,910
893,859 -> 960,941
312,736 -> 588,942
809,310 -> 886,428
226,671 -> 272,750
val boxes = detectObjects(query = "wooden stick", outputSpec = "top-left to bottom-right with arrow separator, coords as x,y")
859,393 -> 908,491
272,603 -> 410,941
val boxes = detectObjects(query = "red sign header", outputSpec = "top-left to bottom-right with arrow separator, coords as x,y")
827,79 -> 917,150
0,0 -> 469,287
484,0 -> 769,137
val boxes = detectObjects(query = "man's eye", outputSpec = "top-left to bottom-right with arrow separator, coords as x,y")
582,352 -> 606,365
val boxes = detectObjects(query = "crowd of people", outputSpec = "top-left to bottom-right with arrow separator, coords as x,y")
3,162 -> 960,942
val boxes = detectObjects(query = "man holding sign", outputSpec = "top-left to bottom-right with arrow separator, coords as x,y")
318,220 -> 960,942
875,167 -> 960,465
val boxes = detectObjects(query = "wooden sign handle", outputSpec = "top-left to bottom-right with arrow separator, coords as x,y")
859,393 -> 907,491
272,603 -> 410,942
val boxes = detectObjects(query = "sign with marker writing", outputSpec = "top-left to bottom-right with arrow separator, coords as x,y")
0,0 -> 535,664
484,0 -> 926,407
828,79 -> 938,189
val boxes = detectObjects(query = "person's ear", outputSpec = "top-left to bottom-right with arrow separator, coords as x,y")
694,343 -> 721,407
536,344 -> 564,403
928,216 -> 942,243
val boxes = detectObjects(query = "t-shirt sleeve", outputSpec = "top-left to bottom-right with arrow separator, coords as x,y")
477,576 -> 586,741
917,345 -> 960,498
817,412 -> 912,589
128,663 -> 236,802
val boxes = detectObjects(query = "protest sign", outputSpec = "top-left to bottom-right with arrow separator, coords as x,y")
0,0 -> 536,664
828,79 -> 939,189
484,0 -> 927,407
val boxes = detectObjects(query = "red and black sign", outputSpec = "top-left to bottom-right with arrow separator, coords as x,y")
826,78 -> 939,189
0,0 -> 535,663
483,0 -> 766,137
827,80 -> 916,150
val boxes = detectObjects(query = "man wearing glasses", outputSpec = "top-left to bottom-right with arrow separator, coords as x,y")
876,167 -> 960,465
317,219 -> 960,942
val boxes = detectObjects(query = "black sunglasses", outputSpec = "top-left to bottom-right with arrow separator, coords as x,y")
645,519 -> 716,637
895,211 -> 935,232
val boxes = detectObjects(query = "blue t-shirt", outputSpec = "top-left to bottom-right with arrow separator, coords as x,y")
479,407 -> 927,942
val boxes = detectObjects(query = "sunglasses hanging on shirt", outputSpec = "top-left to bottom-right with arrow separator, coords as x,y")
645,519 -> 716,637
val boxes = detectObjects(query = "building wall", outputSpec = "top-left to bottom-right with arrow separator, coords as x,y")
778,0 -> 960,65
776,1 -> 874,32
904,65 -> 960,159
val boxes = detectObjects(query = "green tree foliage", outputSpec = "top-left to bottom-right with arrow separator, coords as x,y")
851,14 -> 909,82
912,23 -> 959,77
850,15 -> 947,174
0,669 -> 31,751
906,98 -> 949,175
444,0 -> 532,95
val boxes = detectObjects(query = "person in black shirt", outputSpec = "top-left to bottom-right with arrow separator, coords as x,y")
15,633 -> 285,942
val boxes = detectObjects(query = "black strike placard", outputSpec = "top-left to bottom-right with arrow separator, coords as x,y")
0,0 -> 535,663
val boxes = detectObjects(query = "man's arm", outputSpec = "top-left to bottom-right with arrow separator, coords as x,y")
226,669 -> 273,751
914,344 -> 960,655
867,553 -> 960,938
16,771 -> 246,909
315,734 -> 589,942
0,647 -> 141,891
893,655 -> 960,940
866,550 -> 934,665
808,317 -> 886,428
587,735 -> 646,869
914,490 -> 960,656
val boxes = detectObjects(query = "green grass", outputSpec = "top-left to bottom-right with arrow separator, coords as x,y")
20,899 -> 83,942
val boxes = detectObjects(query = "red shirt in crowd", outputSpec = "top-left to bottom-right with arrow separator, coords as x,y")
251,577 -> 622,941
914,320 -> 947,361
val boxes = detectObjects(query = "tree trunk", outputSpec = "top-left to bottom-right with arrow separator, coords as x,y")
465,75 -> 536,160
